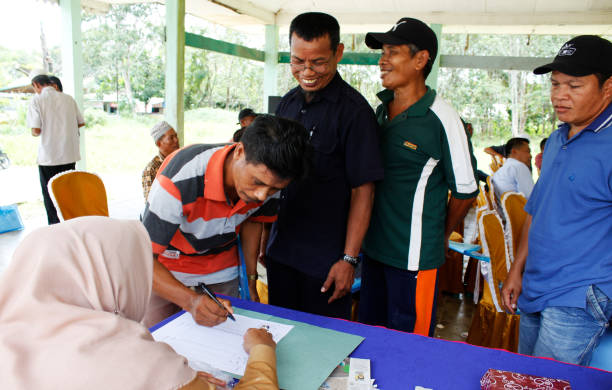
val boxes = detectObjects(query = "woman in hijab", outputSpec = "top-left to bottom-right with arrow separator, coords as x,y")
0,216 -> 278,390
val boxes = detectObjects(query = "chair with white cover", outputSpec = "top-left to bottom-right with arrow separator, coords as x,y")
467,210 -> 520,352
48,170 -> 109,221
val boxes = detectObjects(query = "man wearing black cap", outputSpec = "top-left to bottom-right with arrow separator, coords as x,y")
502,35 -> 612,365
359,18 -> 478,336
266,12 -> 384,320
233,108 -> 258,142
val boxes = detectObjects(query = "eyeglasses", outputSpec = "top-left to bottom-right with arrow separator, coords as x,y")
289,57 -> 332,73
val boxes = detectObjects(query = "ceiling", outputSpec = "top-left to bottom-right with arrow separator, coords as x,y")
79,0 -> 612,36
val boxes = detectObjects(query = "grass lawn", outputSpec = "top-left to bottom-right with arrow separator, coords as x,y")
1,106 -> 533,224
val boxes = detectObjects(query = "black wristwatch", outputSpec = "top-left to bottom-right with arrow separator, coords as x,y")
341,253 -> 360,267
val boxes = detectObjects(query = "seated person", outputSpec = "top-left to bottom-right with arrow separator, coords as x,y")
232,108 -> 258,142
492,137 -> 534,201
142,121 -> 180,201
0,216 -> 278,390
534,137 -> 547,174
142,115 -> 311,328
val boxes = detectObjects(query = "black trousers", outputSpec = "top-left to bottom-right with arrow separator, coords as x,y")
38,163 -> 75,224
266,257 -> 352,320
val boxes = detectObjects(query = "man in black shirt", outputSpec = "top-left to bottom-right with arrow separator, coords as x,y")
267,12 -> 384,319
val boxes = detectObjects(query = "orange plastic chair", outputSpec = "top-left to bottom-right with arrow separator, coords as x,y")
466,210 -> 520,352
500,192 -> 527,264
48,170 -> 109,221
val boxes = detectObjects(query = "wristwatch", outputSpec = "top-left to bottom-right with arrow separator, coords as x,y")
247,274 -> 258,281
341,253 -> 360,267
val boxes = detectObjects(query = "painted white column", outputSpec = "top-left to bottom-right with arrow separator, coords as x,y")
427,23 -> 442,91
59,0 -> 85,169
263,24 -> 278,113
165,0 -> 185,145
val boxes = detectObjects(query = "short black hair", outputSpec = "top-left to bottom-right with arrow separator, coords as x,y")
31,74 -> 52,87
289,12 -> 340,52
539,138 -> 547,151
49,76 -> 63,92
406,43 -> 434,79
505,137 -> 530,156
594,72 -> 612,88
240,114 -> 312,181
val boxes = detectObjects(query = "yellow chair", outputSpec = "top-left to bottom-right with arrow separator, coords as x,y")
48,170 -> 109,221
500,192 -> 527,264
476,183 -> 490,210
485,176 -> 497,211
467,210 -> 520,352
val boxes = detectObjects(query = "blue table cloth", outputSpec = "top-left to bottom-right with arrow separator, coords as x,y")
153,297 -> 612,389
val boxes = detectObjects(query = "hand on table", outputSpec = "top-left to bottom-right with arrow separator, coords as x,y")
321,260 -> 355,304
187,294 -> 234,327
243,328 -> 276,354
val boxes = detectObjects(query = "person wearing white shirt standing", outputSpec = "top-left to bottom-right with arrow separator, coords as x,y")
27,74 -> 85,224
492,137 -> 534,201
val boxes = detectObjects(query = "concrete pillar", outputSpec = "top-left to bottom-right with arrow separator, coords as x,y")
427,23 -> 442,91
165,0 -> 185,145
59,0 -> 85,169
263,24 -> 278,113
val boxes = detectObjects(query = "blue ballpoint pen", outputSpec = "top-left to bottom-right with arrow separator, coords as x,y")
198,282 -> 236,321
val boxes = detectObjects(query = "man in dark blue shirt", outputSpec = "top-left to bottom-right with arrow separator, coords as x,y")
502,35 -> 612,366
267,12 -> 384,319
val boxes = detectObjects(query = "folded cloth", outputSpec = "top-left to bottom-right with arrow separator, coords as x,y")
480,369 -> 571,390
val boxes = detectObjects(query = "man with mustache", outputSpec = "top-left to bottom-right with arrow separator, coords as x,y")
502,35 -> 612,365
360,18 -> 478,336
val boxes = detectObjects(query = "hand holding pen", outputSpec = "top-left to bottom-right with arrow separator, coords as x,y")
187,284 -> 235,326
198,283 -> 236,321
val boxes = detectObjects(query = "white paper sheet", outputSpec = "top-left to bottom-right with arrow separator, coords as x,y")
152,312 -> 293,375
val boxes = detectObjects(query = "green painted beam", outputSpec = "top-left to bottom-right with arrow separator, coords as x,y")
440,55 -> 554,71
185,32 -> 265,62
184,32 -> 553,71
277,51 -> 379,65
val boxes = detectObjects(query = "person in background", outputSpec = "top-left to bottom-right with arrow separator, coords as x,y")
49,75 -> 63,92
502,35 -> 612,366
266,12 -> 384,320
359,18 -> 478,336
491,137 -> 534,201
232,108 -> 258,142
534,137 -> 547,174
27,74 -> 85,224
142,121 -> 180,201
0,216 -> 278,390
142,115 -> 312,328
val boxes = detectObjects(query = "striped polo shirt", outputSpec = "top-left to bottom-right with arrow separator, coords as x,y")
363,88 -> 478,271
142,143 -> 279,286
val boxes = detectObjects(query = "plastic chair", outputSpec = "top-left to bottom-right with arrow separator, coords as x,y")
500,192 -> 527,264
48,170 -> 109,221
467,210 -> 520,352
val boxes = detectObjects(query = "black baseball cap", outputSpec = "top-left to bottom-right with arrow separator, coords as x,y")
365,18 -> 438,62
533,35 -> 612,76
237,108 -> 257,124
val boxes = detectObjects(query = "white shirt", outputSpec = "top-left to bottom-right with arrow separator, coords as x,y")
26,86 -> 84,165
492,157 -> 534,200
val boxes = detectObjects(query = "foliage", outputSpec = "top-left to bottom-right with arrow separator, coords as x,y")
82,3 -> 165,112
84,108 -> 107,128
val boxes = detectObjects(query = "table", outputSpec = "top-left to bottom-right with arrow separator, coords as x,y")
153,297 -> 612,389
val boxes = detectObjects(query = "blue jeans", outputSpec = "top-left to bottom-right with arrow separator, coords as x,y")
519,285 -> 612,365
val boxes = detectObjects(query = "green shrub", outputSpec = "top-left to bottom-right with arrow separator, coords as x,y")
84,109 -> 107,128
